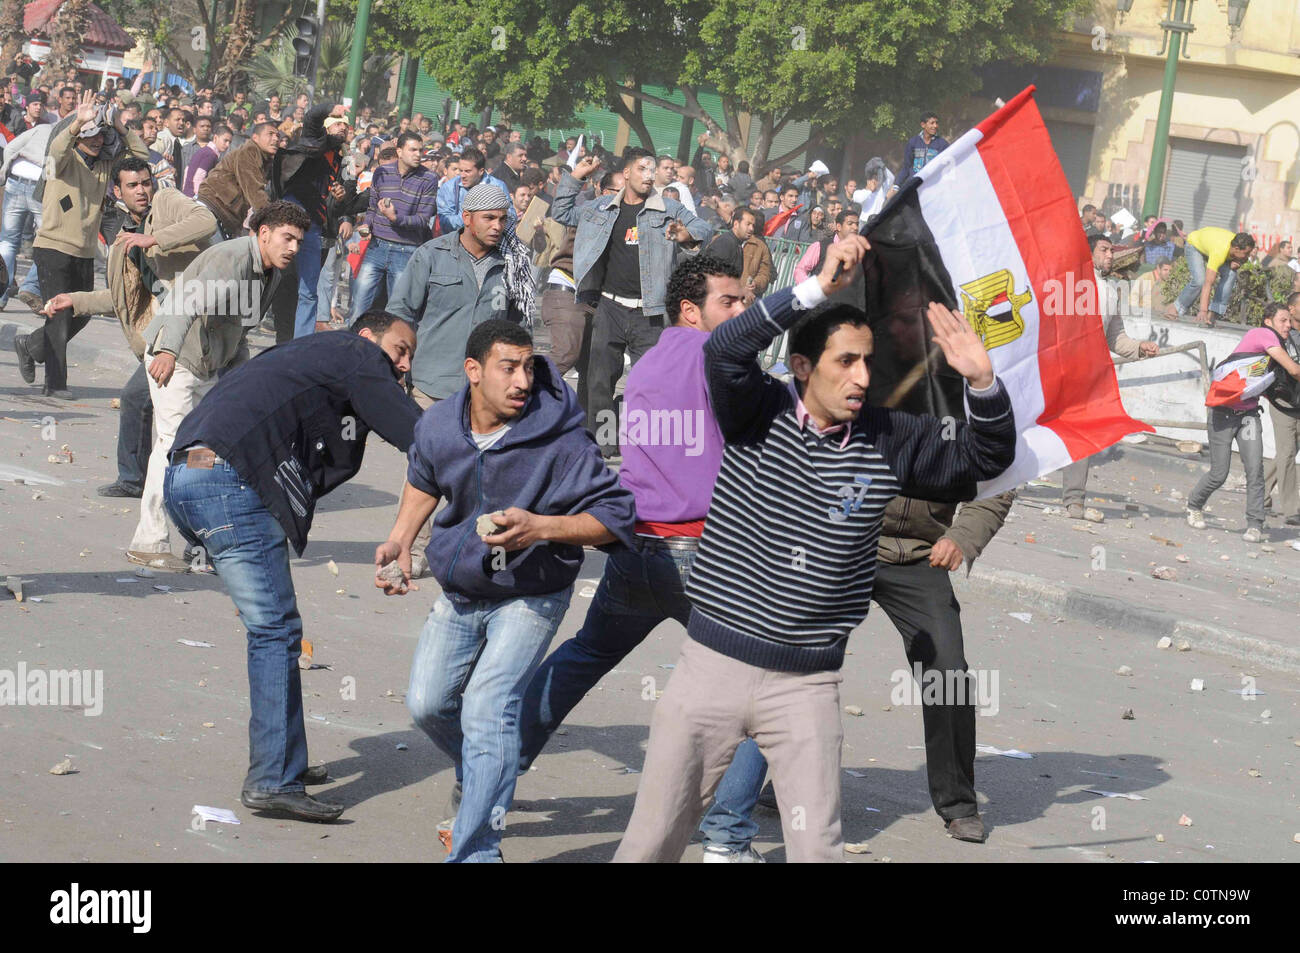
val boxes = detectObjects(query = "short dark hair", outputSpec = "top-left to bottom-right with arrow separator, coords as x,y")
622,147 -> 653,170
1087,233 -> 1112,252
737,160 -> 749,173
789,304 -> 872,367
249,200 -> 311,234
59,85 -> 75,97
250,121 -> 277,138
921,111 -> 938,122
1287,291 -> 1300,308
666,254 -> 742,324
1231,231 -> 1256,251
521,167 -> 546,189
781,184 -> 798,197
395,131 -> 422,151
213,124 -> 231,138
465,319 -> 533,364
836,209 -> 857,226
1081,204 -> 1096,215
351,310 -> 407,337
459,146 -> 485,170
112,155 -> 152,184
734,207 -> 756,226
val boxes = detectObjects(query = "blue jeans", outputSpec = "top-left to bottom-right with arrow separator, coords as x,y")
284,197 -> 322,337
1175,244 -> 1236,316
407,586 -> 573,863
316,241 -> 340,323
163,463 -> 308,794
350,237 -> 417,320
518,540 -> 763,848
0,176 -> 43,306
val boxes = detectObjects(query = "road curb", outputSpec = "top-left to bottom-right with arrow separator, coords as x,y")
958,566 -> 1300,677
1,318 -> 138,376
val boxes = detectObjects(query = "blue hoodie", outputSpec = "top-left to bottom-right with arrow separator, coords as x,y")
406,356 -> 639,602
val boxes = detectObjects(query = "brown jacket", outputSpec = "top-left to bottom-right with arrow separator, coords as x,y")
34,119 -> 149,258
877,490 -> 1017,570
66,189 -> 217,359
196,138 -> 272,236
742,235 -> 773,295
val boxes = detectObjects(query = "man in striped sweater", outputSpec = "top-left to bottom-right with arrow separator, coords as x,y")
613,235 -> 1016,862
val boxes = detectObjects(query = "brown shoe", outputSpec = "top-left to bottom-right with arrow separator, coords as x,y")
17,290 -> 43,314
945,814 -> 987,843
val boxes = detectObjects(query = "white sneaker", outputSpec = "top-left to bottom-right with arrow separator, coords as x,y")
1243,527 -> 1263,543
702,844 -> 766,863
1186,508 -> 1206,530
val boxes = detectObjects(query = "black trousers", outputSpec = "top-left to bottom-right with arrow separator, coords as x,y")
874,560 -> 977,820
26,247 -> 94,392
115,362 -> 153,489
577,295 -> 665,455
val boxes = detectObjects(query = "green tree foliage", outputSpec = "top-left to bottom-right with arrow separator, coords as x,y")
388,0 -> 1090,173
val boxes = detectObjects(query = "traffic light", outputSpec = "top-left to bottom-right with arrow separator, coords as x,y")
293,16 -> 320,78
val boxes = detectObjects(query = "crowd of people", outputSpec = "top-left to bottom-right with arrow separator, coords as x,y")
4,66 -> 1297,863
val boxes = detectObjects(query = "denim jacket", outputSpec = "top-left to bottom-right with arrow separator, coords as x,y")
550,171 -> 712,316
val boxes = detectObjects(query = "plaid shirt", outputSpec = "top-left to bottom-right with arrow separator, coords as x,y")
365,162 -> 439,245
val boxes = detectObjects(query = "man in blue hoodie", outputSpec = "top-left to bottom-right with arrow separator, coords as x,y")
374,319 -> 638,863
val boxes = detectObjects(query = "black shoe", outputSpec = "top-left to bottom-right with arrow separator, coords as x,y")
97,481 -> 143,498
43,388 -> 72,399
945,814 -> 987,843
14,334 -> 34,384
1286,515 -> 1300,527
240,789 -> 343,822
301,764 -> 330,785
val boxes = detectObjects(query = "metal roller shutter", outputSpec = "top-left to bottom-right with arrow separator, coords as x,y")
1161,139 -> 1246,230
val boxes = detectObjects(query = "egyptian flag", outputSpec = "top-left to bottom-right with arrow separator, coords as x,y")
861,86 -> 1151,497
1205,351 -> 1274,407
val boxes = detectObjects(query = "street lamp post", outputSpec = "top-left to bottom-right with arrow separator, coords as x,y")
1128,0 -> 1250,221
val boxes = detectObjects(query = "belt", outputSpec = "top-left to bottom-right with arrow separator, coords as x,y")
637,535 -> 700,552
601,291 -> 643,308
7,173 -> 39,185
170,445 -> 225,468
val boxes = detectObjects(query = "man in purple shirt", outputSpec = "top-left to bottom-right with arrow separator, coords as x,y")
181,123 -> 232,197
518,255 -> 766,806
350,131 -> 440,319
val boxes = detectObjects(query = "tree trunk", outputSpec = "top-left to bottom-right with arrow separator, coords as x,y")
36,0 -> 91,86
211,0 -> 256,98
605,81 -> 656,154
0,0 -> 25,73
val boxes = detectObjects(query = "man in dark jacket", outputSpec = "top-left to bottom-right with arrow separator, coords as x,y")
893,111 -> 950,194
269,104 -> 347,337
164,313 -> 421,823
375,319 -> 637,863
703,206 -> 754,276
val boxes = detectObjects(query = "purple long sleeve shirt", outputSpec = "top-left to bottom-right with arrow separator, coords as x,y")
365,162 -> 440,245
617,325 -> 726,523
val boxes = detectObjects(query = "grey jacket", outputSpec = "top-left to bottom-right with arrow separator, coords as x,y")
549,171 -> 712,316
143,235 -> 280,379
387,228 -> 523,399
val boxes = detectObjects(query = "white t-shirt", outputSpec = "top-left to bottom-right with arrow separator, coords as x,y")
472,424 -> 511,451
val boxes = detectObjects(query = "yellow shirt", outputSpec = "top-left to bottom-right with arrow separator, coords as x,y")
1187,227 -> 1236,271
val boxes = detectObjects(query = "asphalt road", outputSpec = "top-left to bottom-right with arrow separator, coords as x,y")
2,338 -> 1297,863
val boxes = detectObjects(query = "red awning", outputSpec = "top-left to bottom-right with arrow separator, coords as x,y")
24,0 -> 136,52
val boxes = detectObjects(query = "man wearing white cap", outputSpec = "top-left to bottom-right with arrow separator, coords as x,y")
13,90 -> 149,396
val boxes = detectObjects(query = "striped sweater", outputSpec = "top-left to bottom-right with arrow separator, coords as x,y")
685,280 -> 1016,673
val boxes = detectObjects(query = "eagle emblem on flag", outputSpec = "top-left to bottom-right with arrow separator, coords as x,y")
959,270 -> 1032,349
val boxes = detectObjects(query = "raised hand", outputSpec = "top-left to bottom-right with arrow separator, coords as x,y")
926,301 -> 994,390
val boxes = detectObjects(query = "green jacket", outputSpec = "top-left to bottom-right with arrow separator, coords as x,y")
143,235 -> 280,379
